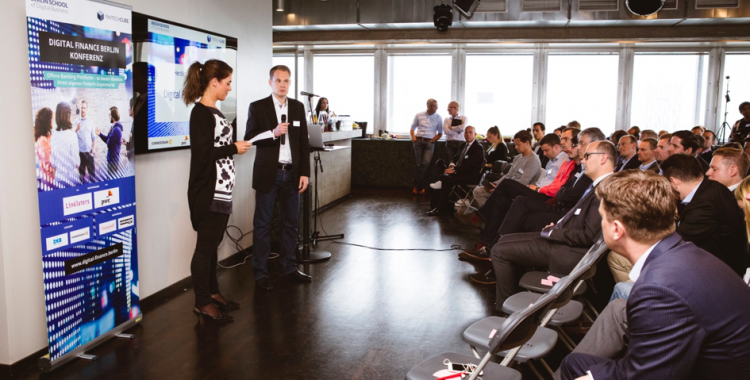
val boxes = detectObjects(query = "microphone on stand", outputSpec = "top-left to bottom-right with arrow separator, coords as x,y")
280,114 -> 286,145
300,91 -> 320,97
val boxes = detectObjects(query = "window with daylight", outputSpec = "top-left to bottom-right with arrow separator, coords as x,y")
313,55 -> 375,125
387,55 -> 452,134
720,53 -> 750,142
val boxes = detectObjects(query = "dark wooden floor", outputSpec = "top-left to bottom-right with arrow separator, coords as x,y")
17,189 -> 563,380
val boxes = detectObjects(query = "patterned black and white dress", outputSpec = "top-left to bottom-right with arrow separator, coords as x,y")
207,108 -> 235,214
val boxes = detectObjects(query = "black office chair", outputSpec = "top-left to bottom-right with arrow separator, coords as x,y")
405,292 -> 559,380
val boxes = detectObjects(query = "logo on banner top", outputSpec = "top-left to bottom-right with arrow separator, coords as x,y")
96,10 -> 129,24
207,35 -> 211,43
94,187 -> 120,208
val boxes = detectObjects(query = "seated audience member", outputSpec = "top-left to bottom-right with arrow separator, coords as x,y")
427,126 -> 484,215
654,133 -> 671,164
729,101 -> 750,144
568,120 -> 581,129
615,135 -> 640,172
708,147 -> 749,191
637,137 -> 660,172
700,130 -> 717,163
485,126 -> 508,165
462,128 -> 601,266
744,140 -> 750,160
461,130 -> 575,258
725,142 -> 743,149
733,177 -> 750,257
669,130 -> 710,173
532,122 -> 550,168
639,129 -> 658,140
692,125 -> 706,135
559,170 -> 750,380
661,154 -> 748,276
627,126 -> 640,140
658,129 -> 669,137
554,126 -> 566,136
695,134 -> 706,159
610,130 -> 627,146
472,130 -> 541,207
486,140 -> 615,307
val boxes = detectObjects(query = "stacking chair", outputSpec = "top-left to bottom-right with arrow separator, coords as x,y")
405,292 -> 559,380
503,237 -> 609,350
448,158 -> 486,214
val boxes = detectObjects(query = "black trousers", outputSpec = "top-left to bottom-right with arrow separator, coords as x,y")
478,179 -> 551,245
191,211 -> 230,307
490,232 -> 584,310
497,195 -> 561,237
79,152 -> 95,182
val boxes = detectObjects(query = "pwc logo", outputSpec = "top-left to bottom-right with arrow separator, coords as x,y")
94,187 -> 120,209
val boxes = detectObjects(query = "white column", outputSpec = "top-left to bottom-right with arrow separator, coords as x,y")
615,46 -> 634,131
374,46 -> 388,136
303,48 -> 314,116
531,45 -> 548,125
704,47 -> 726,134
451,44 -> 466,113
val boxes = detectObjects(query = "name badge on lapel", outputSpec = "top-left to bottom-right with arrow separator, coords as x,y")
574,208 -> 582,215
293,121 -> 300,127
465,155 -> 469,159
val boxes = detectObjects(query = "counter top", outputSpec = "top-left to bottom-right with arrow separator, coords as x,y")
322,130 -> 362,142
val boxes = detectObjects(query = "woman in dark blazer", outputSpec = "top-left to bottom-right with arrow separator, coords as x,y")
184,59 -> 251,323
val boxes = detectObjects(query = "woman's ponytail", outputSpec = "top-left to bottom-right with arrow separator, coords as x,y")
182,60 -> 233,106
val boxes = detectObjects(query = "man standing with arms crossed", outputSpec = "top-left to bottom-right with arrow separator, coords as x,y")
410,99 -> 443,195
245,65 -> 311,291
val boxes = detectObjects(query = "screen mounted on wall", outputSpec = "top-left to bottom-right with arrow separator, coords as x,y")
132,13 -> 238,154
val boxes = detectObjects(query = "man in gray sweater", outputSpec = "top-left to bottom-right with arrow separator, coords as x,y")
472,130 -> 542,207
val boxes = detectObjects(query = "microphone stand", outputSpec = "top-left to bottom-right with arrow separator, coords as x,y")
717,77 -> 732,144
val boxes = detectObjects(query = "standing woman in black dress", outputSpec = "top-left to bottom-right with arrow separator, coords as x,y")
184,59 -> 251,323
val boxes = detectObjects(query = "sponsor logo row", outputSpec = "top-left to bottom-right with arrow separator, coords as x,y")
63,187 -> 120,216
46,214 -> 134,252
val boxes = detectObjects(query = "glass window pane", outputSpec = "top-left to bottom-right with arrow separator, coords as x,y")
721,54 -> 750,142
313,55 -> 374,125
388,55 -> 452,134
272,55 -> 304,99
465,55 -> 534,136
630,54 -> 708,133
546,54 -> 619,136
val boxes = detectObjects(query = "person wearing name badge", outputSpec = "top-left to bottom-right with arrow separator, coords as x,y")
410,98 -> 443,195
244,65 -> 311,292
50,102 -> 80,187
74,100 -> 97,183
185,59 -> 250,323
96,107 -> 124,177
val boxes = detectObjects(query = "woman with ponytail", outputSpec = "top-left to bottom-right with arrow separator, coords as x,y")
185,59 -> 251,323
485,126 -> 508,165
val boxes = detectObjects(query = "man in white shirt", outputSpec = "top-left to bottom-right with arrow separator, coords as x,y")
74,100 -> 96,182
410,99 -> 443,194
442,101 -> 466,161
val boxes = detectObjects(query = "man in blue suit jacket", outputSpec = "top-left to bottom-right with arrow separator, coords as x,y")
560,170 -> 750,380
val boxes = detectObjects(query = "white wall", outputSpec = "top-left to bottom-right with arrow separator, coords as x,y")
0,0 -> 271,365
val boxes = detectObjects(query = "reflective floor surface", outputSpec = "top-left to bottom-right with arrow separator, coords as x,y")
17,189 -> 563,380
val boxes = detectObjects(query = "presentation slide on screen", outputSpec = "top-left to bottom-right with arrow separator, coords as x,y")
138,19 -> 237,151
25,0 -> 140,363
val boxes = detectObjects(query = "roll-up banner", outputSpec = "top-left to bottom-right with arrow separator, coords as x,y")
25,0 -> 140,371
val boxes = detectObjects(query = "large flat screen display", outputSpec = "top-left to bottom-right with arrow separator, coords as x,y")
132,13 -> 237,153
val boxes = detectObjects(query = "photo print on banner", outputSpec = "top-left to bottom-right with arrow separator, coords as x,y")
26,0 -> 140,363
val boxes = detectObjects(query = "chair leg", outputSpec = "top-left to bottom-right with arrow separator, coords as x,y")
470,345 -> 481,359
553,326 -> 578,351
527,360 -> 546,380
583,297 -> 601,318
539,358 -> 555,378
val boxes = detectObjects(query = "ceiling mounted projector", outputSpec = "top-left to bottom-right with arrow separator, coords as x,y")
433,4 -> 454,32
626,0 -> 665,16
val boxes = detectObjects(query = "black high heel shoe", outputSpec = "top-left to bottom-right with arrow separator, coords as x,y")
210,296 -> 240,312
193,307 -> 234,324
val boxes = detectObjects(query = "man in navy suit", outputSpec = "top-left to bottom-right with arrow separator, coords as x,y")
245,65 -> 311,291
560,170 -> 750,380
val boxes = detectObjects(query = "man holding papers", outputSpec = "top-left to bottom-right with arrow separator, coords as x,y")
244,65 -> 311,291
